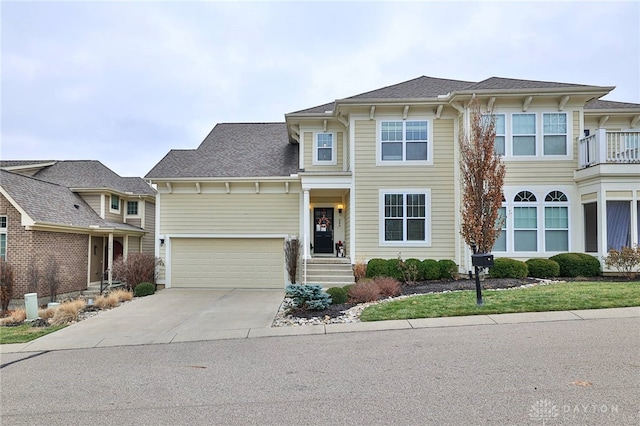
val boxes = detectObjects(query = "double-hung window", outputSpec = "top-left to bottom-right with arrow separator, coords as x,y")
544,191 -> 569,251
513,191 -> 537,251
127,201 -> 139,216
110,194 -> 120,213
380,120 -> 429,162
0,216 -> 6,260
380,190 -> 430,245
543,113 -> 567,155
314,133 -> 336,165
512,114 -> 536,156
494,114 -> 506,156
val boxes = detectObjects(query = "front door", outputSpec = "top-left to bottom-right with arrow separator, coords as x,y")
314,208 -> 334,254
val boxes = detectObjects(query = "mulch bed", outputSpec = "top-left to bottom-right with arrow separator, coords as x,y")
290,276 -> 635,320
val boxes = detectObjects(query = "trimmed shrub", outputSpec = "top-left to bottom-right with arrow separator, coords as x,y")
526,258 -> 560,278
438,259 -> 458,280
385,259 -> 404,281
285,284 -> 331,311
422,259 -> 441,281
397,256 -> 420,285
366,258 -> 388,278
550,253 -> 601,278
347,279 -> 380,303
489,258 -> 528,279
375,277 -> 401,298
133,282 -> 156,297
326,287 -> 348,305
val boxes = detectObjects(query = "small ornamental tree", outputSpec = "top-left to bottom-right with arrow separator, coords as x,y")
284,238 -> 301,284
459,99 -> 506,254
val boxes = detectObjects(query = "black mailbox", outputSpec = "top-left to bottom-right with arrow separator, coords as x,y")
472,253 -> 494,267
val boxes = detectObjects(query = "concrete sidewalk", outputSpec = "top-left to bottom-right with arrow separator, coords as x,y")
1,288 -> 639,354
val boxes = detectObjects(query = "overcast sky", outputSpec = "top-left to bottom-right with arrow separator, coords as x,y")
2,1 -> 639,178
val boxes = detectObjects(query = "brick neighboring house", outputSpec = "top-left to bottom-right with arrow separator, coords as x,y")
0,160 -> 156,301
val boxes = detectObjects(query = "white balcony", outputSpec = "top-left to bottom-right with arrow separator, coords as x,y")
579,129 -> 640,169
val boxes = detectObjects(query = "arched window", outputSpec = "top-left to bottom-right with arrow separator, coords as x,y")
544,191 -> 569,251
514,191 -> 537,251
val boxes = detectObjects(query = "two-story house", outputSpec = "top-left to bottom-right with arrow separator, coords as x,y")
0,160 -> 156,300
146,76 -> 640,289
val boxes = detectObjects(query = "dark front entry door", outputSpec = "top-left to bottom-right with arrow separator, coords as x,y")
314,208 -> 334,254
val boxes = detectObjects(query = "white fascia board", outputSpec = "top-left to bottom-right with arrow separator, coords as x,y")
0,187 -> 35,226
164,233 -> 289,239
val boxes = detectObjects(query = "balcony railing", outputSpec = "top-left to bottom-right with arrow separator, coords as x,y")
579,129 -> 640,168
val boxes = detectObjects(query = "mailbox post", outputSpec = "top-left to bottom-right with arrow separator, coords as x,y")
471,252 -> 494,306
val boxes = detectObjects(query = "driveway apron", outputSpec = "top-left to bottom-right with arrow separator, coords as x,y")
18,289 -> 284,351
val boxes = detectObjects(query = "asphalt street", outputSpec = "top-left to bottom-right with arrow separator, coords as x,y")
1,317 -> 639,425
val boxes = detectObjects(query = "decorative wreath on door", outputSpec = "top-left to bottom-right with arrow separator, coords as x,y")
318,216 -> 331,229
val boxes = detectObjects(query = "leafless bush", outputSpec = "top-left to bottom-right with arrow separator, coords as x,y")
44,257 -> 61,303
374,277 -> 401,298
284,239 -> 301,284
27,258 -> 41,294
0,259 -> 15,314
347,279 -> 380,303
353,258 -> 367,282
604,246 -> 640,279
111,253 -> 163,290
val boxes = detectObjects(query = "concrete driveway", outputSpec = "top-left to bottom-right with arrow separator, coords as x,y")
11,288 -> 285,351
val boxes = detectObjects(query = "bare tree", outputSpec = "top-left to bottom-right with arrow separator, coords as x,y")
0,259 -> 15,314
44,256 -> 61,303
284,238 -> 301,284
459,99 -> 506,254
27,258 -> 40,294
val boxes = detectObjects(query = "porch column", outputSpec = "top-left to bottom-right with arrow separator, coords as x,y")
303,189 -> 311,260
123,235 -> 129,259
596,128 -> 607,164
107,233 -> 114,285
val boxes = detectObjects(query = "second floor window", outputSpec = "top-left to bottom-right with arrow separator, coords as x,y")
314,133 -> 335,164
127,201 -> 139,216
380,120 -> 429,162
110,195 -> 120,212
543,113 -> 567,155
512,114 -> 536,156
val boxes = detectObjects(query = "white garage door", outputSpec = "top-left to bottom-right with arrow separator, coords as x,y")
171,238 -> 285,289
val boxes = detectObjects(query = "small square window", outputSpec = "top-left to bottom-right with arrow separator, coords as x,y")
127,201 -> 139,216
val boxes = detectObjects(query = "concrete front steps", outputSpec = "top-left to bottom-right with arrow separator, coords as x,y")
302,257 -> 356,288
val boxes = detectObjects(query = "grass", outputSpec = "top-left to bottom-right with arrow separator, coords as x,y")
0,323 -> 67,344
359,281 -> 640,322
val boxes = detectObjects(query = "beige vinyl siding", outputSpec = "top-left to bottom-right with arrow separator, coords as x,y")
584,115 -> 638,132
503,110 -> 579,186
105,198 -> 123,222
160,192 -> 299,235
141,201 -> 155,254
126,218 -> 142,227
353,118 -> 456,260
80,194 -> 102,216
128,236 -> 141,253
303,130 -> 345,172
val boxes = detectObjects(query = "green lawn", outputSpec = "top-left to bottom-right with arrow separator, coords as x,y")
0,324 -> 67,345
359,282 -> 640,322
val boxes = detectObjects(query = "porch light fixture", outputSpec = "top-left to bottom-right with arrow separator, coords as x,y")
160,238 -> 165,246
338,204 -> 344,214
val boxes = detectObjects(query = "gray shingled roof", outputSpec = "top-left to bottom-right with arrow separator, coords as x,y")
289,101 -> 336,115
146,123 -> 299,179
30,160 -> 155,195
585,99 -> 640,110
0,170 -> 143,232
0,160 -> 55,168
344,76 -> 475,100
463,77 -> 595,91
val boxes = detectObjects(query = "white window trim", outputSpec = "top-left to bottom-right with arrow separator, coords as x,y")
125,200 -> 140,218
312,132 -> 337,166
378,189 -> 432,247
110,194 -> 121,213
499,187 -> 573,255
498,111 -> 572,160
376,117 -> 433,166
543,194 -> 570,253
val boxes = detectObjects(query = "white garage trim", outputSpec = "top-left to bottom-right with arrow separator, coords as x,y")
165,234 -> 291,289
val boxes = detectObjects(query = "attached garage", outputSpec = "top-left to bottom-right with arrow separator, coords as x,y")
170,238 -> 285,289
